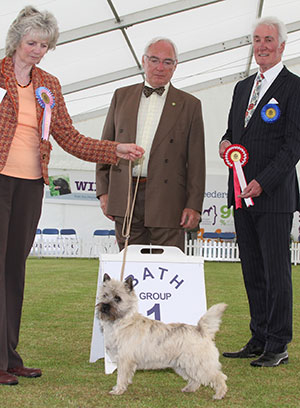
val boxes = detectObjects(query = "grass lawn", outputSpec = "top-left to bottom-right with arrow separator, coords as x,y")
0,258 -> 299,407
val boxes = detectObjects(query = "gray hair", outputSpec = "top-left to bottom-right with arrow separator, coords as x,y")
252,16 -> 288,45
144,37 -> 178,60
5,5 -> 59,57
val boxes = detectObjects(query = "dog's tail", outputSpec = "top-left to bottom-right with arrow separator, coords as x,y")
197,303 -> 227,340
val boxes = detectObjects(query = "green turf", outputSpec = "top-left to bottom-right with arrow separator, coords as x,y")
0,258 -> 299,407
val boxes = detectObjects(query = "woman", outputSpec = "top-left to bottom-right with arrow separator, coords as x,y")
0,6 -> 143,386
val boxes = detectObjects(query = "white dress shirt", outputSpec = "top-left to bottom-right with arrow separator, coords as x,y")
251,61 -> 284,106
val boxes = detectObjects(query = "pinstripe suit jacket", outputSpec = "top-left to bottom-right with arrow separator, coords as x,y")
222,66 -> 300,212
0,57 -> 118,185
96,82 -> 205,228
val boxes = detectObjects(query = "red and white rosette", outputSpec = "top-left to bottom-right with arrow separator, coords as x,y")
223,144 -> 254,209
35,87 -> 55,141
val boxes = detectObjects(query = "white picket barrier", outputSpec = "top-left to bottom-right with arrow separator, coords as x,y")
291,242 -> 300,266
186,240 -> 300,264
185,239 -> 240,262
30,237 -> 81,258
29,235 -> 300,264
88,232 -> 119,258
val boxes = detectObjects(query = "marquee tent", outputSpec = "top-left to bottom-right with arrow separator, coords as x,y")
1,0 -> 300,243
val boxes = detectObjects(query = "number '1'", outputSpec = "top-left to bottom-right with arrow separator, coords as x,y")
147,303 -> 161,320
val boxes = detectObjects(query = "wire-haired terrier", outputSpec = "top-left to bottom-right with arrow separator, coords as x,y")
97,273 -> 227,399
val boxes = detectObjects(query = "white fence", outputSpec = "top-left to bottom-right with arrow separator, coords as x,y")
185,240 -> 240,261
185,240 -> 300,265
30,235 -> 300,265
30,234 -> 119,258
291,242 -> 300,266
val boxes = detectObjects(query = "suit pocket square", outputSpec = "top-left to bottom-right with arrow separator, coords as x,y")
267,97 -> 279,104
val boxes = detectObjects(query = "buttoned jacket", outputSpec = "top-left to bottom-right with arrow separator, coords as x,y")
222,66 -> 300,212
96,82 -> 205,228
0,57 -> 118,184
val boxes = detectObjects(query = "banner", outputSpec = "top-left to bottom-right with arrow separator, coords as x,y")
45,170 -> 98,203
200,175 -> 234,236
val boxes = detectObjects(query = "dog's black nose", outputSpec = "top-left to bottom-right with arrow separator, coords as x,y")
101,303 -> 110,313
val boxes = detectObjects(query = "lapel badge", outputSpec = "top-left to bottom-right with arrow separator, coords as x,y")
172,102 -> 176,106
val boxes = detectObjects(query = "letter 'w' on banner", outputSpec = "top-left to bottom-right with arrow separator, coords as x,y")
223,144 -> 254,209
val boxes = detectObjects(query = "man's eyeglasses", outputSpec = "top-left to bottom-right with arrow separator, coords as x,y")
144,55 -> 176,67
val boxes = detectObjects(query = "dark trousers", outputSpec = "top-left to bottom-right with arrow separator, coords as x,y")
234,209 -> 293,353
0,175 -> 44,370
115,182 -> 185,251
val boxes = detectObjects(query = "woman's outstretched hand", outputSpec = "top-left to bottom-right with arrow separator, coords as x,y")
116,143 -> 144,161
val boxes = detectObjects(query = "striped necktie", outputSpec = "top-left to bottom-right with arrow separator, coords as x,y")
244,73 -> 264,127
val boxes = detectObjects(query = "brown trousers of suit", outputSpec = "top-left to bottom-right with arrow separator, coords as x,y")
114,182 -> 185,251
0,174 -> 44,370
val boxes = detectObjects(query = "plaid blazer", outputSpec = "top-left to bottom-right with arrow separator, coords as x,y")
0,57 -> 118,184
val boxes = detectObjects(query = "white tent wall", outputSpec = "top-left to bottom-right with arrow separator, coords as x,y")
2,1 -> 300,244
38,115 -> 115,244
39,59 -> 300,243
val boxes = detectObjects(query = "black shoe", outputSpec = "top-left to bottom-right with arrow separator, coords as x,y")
223,343 -> 264,358
250,351 -> 288,367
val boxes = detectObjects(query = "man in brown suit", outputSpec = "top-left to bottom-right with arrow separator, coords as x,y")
96,38 -> 205,251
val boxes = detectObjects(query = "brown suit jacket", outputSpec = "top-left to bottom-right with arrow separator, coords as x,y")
0,57 -> 118,185
96,83 -> 205,228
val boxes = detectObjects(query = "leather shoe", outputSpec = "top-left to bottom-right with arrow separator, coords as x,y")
250,351 -> 288,367
0,370 -> 18,385
223,343 -> 264,358
7,366 -> 42,378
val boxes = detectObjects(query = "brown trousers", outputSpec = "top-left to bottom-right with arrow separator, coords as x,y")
114,182 -> 185,251
0,175 -> 44,370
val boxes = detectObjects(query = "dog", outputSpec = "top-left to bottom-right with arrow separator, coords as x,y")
53,177 -> 71,195
96,273 -> 227,399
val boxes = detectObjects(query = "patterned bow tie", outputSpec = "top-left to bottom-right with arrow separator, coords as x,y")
143,85 -> 165,97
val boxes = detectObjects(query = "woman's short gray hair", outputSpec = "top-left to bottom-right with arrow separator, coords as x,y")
5,5 -> 59,57
252,16 -> 288,45
144,37 -> 178,60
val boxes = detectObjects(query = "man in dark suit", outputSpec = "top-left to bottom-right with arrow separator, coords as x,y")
219,17 -> 300,367
96,37 -> 205,251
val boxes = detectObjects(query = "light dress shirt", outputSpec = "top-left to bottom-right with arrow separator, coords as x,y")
249,61 -> 284,107
132,81 -> 170,177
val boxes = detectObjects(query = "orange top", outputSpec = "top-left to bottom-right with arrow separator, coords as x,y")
1,83 -> 41,179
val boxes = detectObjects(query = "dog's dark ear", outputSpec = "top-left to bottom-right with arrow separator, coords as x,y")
124,276 -> 134,291
103,273 -> 111,282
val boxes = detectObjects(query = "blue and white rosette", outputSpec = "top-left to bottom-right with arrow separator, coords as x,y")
35,87 -> 55,141
261,103 -> 280,123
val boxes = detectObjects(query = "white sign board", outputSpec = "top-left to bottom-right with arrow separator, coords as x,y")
90,245 -> 206,373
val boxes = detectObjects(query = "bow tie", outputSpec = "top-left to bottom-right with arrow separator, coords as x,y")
143,86 -> 165,98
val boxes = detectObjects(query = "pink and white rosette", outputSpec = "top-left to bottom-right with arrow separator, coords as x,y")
223,144 -> 254,209
35,87 -> 55,141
